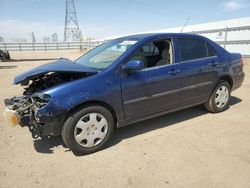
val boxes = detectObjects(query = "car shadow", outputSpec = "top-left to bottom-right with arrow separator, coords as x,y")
229,95 -> 242,106
107,96 -> 242,149
33,136 -> 67,154
109,106 -> 205,145
33,96 -> 242,155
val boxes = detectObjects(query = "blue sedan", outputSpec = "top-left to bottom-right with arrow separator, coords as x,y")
4,33 -> 245,154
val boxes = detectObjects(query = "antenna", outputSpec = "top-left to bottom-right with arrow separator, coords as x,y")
64,0 -> 82,42
180,17 -> 190,33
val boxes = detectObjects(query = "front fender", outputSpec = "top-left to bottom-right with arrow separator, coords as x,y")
37,70 -> 124,123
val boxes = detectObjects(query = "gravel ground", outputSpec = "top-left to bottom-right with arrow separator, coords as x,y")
0,51 -> 250,188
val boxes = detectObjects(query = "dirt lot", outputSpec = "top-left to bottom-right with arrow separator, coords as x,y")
0,51 -> 250,188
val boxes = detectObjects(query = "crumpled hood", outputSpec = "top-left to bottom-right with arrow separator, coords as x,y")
14,58 -> 97,84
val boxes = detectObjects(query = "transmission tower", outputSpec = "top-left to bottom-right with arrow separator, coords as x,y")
64,0 -> 81,42
52,33 -> 58,42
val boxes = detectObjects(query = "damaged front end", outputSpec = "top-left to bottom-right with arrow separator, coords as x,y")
4,58 -> 97,138
3,93 -> 51,138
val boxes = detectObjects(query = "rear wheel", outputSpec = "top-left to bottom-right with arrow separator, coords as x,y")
204,81 -> 231,113
62,105 -> 114,155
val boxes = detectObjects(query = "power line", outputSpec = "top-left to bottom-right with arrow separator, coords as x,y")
107,0 -> 216,22
128,0 -> 216,21
107,0 -> 188,19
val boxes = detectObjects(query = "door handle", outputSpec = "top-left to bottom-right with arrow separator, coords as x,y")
168,69 -> 180,75
209,61 -> 219,67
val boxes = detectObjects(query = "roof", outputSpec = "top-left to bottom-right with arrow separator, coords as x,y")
116,32 -> 201,41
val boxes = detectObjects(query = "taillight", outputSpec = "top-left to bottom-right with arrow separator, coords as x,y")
240,56 -> 244,66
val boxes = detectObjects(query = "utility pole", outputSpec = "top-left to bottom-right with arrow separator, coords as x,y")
31,32 -> 36,43
64,0 -> 81,42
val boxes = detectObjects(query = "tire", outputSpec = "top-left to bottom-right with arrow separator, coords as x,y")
3,50 -> 10,59
204,80 -> 231,113
1,52 -> 7,62
62,105 -> 114,155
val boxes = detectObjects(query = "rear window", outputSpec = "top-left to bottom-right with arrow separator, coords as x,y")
207,43 -> 216,57
177,38 -> 209,61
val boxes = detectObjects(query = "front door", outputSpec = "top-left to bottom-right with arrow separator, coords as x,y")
121,39 -> 182,120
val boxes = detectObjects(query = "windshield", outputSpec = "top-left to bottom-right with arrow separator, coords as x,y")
75,39 -> 138,70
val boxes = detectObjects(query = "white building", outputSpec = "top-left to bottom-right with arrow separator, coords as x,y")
106,17 -> 250,55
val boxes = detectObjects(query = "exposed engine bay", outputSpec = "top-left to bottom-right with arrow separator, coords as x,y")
4,71 -> 94,138
21,72 -> 89,96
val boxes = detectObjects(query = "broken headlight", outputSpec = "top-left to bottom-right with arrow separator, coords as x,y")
31,93 -> 51,108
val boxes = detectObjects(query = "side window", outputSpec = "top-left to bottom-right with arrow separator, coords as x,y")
142,43 -> 159,56
207,43 -> 216,57
129,39 -> 172,69
177,38 -> 207,61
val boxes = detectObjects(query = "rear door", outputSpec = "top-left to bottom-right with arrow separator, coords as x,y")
176,37 -> 218,106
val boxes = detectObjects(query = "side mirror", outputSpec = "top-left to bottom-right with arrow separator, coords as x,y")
123,60 -> 144,72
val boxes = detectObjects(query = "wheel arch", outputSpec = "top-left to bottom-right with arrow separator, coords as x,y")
218,75 -> 233,89
64,100 -> 118,127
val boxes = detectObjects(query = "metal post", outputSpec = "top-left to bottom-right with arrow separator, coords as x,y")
224,27 -> 228,49
4,43 -> 7,51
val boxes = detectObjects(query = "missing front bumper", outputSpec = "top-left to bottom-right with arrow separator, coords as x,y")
4,96 -> 64,138
2,108 -> 19,127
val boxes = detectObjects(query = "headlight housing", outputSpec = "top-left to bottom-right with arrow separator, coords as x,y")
31,93 -> 51,108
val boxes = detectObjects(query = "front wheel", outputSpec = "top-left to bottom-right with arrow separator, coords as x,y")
62,105 -> 114,155
204,81 -> 231,113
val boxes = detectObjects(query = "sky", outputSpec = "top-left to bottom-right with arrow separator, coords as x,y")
0,0 -> 249,41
